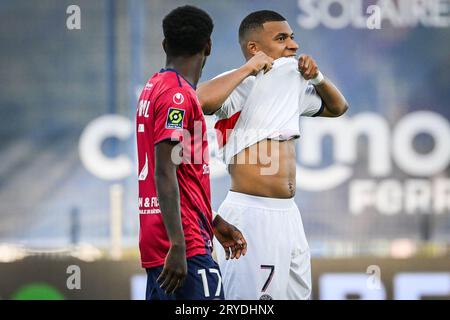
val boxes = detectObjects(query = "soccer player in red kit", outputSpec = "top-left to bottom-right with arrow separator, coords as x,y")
135,5 -> 247,300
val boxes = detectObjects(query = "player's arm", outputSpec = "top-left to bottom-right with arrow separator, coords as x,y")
298,55 -> 349,117
313,79 -> 348,117
197,51 -> 274,115
154,140 -> 187,294
212,213 -> 247,260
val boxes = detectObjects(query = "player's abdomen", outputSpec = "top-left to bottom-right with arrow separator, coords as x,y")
229,139 -> 297,198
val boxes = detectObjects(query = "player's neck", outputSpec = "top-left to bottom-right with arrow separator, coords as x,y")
165,55 -> 203,87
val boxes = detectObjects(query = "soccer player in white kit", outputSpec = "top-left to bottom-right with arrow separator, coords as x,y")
197,10 -> 349,300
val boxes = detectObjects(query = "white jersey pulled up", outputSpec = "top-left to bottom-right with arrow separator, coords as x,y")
214,57 -> 323,165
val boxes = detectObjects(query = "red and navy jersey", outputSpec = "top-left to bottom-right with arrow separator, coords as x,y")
136,68 -> 214,268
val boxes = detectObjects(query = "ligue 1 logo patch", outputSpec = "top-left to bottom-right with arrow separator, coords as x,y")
173,92 -> 184,105
166,108 -> 185,129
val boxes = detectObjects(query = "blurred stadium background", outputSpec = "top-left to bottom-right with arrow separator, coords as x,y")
0,0 -> 449,300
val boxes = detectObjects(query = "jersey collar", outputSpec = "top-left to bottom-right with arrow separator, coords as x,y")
159,68 -> 196,90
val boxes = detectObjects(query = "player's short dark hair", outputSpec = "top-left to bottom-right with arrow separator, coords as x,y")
162,5 -> 214,56
238,10 -> 286,43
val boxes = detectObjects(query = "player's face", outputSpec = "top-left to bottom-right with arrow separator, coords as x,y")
256,21 -> 299,60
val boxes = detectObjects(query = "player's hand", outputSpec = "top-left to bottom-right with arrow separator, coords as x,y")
157,244 -> 187,295
244,51 -> 274,76
213,215 -> 247,260
298,54 -> 319,80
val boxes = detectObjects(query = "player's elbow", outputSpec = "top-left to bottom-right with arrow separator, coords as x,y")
197,95 -> 219,115
154,168 -> 171,185
323,101 -> 348,117
339,102 -> 349,116
155,168 -> 178,194
332,101 -> 349,117
197,96 -> 212,115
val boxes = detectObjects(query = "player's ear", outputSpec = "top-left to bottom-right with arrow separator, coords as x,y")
204,38 -> 212,57
246,41 -> 259,56
162,39 -> 168,53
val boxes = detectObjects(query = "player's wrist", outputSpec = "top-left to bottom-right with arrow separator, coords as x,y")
212,210 -> 218,221
212,213 -> 228,231
241,63 -> 257,76
310,70 -> 325,86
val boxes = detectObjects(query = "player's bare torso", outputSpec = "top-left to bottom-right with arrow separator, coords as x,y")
229,139 -> 297,198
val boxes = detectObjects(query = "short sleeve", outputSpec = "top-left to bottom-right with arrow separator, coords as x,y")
213,71 -> 255,120
153,88 -> 193,144
300,84 -> 324,117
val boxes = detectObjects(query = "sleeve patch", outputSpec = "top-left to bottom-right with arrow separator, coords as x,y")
165,108 -> 185,129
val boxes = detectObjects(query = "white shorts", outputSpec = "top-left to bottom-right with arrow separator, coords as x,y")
213,191 -> 311,300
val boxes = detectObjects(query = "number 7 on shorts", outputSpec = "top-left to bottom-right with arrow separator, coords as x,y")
260,265 -> 275,292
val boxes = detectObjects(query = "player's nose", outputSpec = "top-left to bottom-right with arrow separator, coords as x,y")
287,39 -> 299,52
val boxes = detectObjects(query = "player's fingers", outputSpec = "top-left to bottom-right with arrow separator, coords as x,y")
304,63 -> 313,78
233,231 -> 247,257
232,235 -> 242,246
299,55 -> 305,68
242,244 -> 248,256
304,70 -> 311,79
223,245 -> 231,260
234,244 -> 242,259
165,277 -> 179,295
232,231 -> 245,245
167,281 -> 179,295
263,60 -> 273,74
310,62 -> 318,75
159,271 -> 174,290
303,56 -> 310,70
176,276 -> 186,293
156,267 -> 168,284
172,269 -> 187,294
230,243 -> 237,259
235,236 -> 246,258
305,64 -> 315,79
159,274 -> 172,291
166,272 -> 184,294
299,63 -> 308,74
241,238 -> 248,256
309,65 -> 317,77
